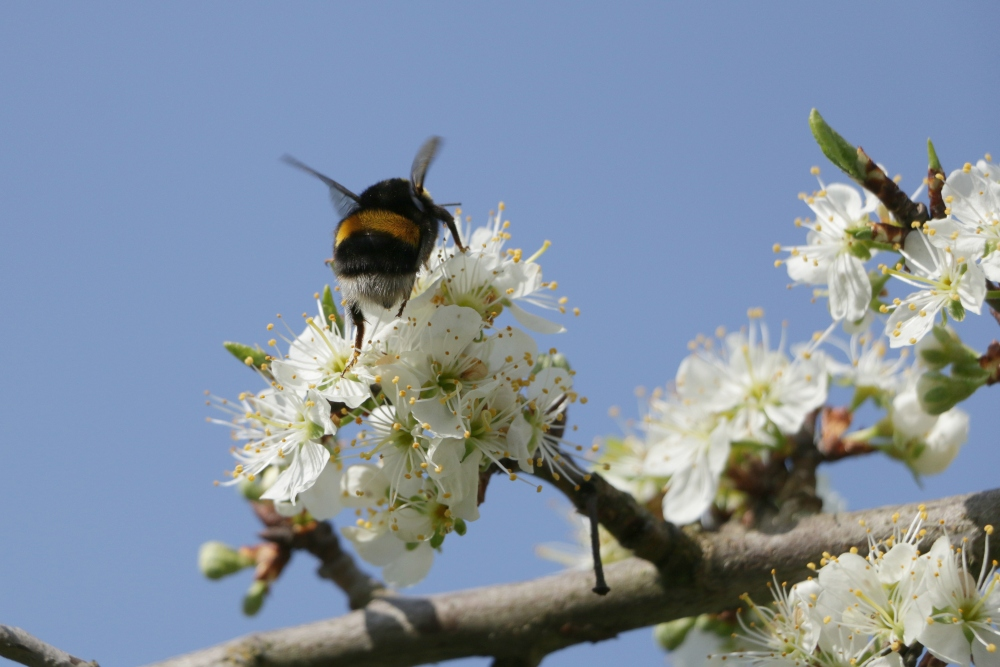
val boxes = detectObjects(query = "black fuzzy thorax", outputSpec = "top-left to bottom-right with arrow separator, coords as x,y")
334,178 -> 440,278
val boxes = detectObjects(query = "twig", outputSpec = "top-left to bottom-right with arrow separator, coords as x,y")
585,491 -> 610,595
142,488 -> 1000,667
252,502 -> 387,609
0,625 -> 99,667
858,146 -> 929,229
529,463 -> 699,574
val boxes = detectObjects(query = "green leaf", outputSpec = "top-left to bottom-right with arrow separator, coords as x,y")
321,284 -> 345,336
224,341 -> 267,370
809,109 -> 865,181
927,138 -> 942,172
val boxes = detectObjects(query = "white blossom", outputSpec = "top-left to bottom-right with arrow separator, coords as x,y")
882,230 -> 985,348
927,159 -> 1000,281
676,319 -> 828,444
825,330 -> 909,394
918,527 -> 1000,667
211,388 -> 337,505
781,182 -> 879,323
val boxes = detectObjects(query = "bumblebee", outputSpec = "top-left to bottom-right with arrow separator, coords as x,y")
283,137 -> 465,367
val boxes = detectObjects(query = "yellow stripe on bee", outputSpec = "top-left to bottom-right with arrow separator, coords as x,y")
335,210 -> 420,247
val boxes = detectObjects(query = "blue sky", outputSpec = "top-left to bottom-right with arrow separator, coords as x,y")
2,3 -> 999,666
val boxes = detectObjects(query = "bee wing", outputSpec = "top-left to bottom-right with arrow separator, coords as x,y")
410,136 -> 441,194
281,155 -> 360,218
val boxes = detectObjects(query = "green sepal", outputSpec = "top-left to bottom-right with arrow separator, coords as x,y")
919,349 -> 952,369
461,439 -> 476,463
867,269 -> 892,309
847,242 -> 872,261
927,138 -> 942,172
321,284 -> 345,336
948,299 -> 966,322
453,518 -> 467,536
405,542 -> 420,551
809,109 -> 865,182
653,617 -> 697,651
917,370 -> 985,415
848,226 -> 874,241
532,352 -> 572,375
224,341 -> 268,370
430,532 -> 445,549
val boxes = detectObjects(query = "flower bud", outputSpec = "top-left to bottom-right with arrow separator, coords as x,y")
237,475 -> 264,501
890,386 -> 969,475
909,409 -> 969,475
242,580 -> 269,616
198,541 -> 254,580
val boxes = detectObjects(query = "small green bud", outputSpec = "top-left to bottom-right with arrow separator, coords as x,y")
653,616 -> 697,651
198,541 -> 254,580
809,109 -> 865,182
242,580 -> 269,616
430,532 -> 445,549
453,518 -> 467,536
238,475 -> 264,501
927,138 -> 942,172
224,341 -> 267,370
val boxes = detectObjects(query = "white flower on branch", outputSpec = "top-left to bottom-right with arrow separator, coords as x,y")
780,181 -> 879,323
211,388 -> 338,505
927,159 -> 1000,281
676,317 -> 829,445
881,230 -> 985,348
269,305 -> 371,409
917,527 -> 1000,667
824,330 -> 909,395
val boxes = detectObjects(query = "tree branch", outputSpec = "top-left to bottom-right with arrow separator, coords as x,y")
0,625 -> 99,667
252,502 -> 387,609
142,488 -> 1000,667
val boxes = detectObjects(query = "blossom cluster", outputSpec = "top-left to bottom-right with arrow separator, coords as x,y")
210,206 -> 576,586
593,314 -> 968,527
777,158 -> 1000,349
706,511 -> 1000,667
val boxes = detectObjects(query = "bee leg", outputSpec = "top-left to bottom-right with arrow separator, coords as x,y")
395,298 -> 409,319
342,304 -> 366,376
